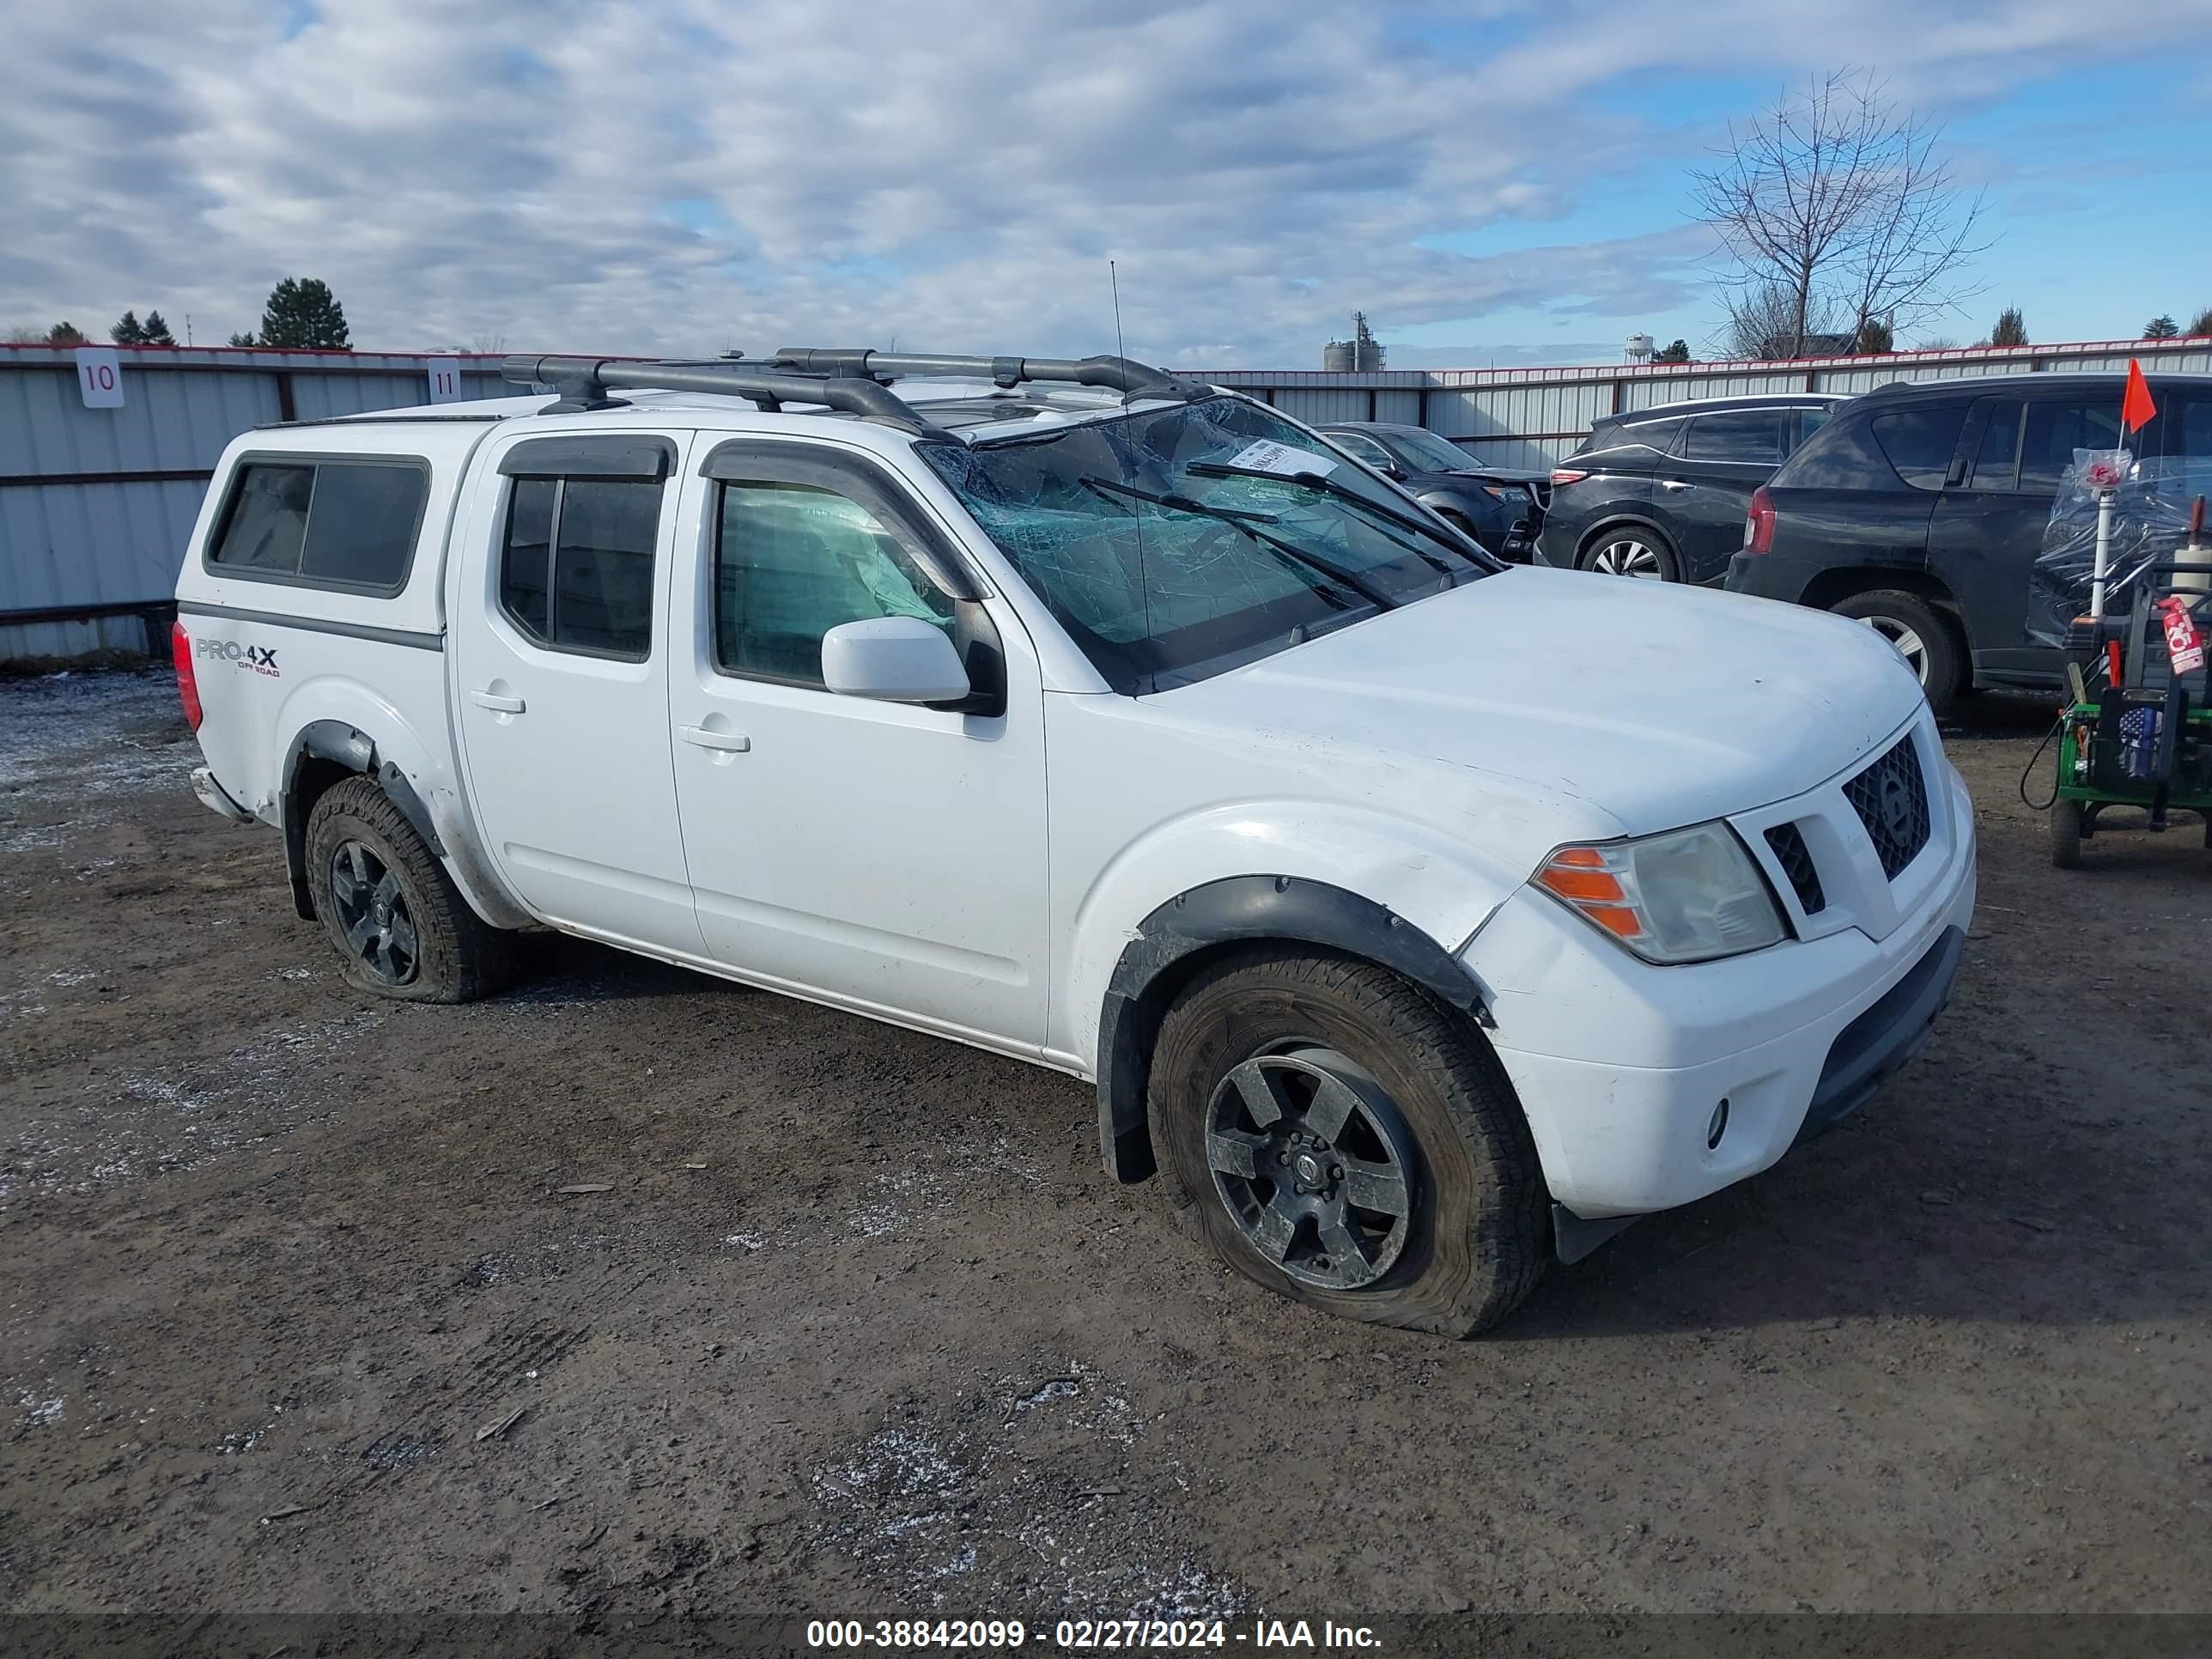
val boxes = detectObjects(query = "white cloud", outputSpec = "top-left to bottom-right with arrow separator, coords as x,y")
2,0 -> 2206,361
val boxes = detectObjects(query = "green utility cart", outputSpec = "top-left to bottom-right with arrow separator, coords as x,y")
2049,535 -> 2212,867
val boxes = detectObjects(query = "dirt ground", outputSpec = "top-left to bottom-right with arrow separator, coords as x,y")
3,668 -> 2209,1635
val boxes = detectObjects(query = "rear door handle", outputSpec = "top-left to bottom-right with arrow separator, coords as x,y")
1659,479 -> 1690,491
679,725 -> 750,753
470,689 -> 526,714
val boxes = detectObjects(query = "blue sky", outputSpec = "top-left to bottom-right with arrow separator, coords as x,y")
3,0 -> 2209,367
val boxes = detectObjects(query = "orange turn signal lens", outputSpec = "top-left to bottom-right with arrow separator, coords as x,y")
1535,867 -> 1625,902
1583,904 -> 1644,939
1535,844 -> 1647,941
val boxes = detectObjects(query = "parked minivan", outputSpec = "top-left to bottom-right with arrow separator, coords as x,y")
1537,394 -> 1844,584
1728,373 -> 2212,713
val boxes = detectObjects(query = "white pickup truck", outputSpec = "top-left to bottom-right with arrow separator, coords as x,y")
173,348 -> 1975,1335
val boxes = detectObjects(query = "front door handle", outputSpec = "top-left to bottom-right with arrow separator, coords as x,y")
471,689 -> 526,714
1659,479 -> 1690,492
679,725 -> 750,753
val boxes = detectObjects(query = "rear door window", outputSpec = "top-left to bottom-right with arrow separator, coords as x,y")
207,457 -> 427,591
495,438 -> 674,660
1682,410 -> 1787,465
1967,399 -> 2025,490
1793,406 -> 1832,448
1585,415 -> 1684,463
2021,398 -> 2125,495
1869,405 -> 1970,491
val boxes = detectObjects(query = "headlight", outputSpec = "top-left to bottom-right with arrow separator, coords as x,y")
1533,823 -> 1786,964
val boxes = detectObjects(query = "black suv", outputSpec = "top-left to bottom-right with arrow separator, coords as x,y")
1536,394 -> 1844,584
1316,422 -> 1547,559
1727,373 -> 2212,714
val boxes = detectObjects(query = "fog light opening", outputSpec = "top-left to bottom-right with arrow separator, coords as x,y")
1706,1097 -> 1730,1152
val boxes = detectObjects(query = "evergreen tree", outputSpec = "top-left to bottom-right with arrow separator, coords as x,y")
46,321 -> 87,345
1990,306 -> 2027,347
1652,339 -> 1692,364
2144,314 -> 2180,340
1853,315 -> 1894,354
140,310 -> 175,345
111,310 -> 144,344
228,331 -> 257,347
258,277 -> 350,349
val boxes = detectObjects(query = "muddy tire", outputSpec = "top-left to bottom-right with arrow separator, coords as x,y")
305,775 -> 517,1003
2051,797 -> 2085,869
1151,949 -> 1548,1337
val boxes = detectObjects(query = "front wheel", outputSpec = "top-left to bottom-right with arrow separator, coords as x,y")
1150,950 -> 1548,1337
2051,797 -> 2085,868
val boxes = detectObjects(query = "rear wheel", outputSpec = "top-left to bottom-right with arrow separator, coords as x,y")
1150,950 -> 1548,1337
1579,525 -> 1678,582
1830,590 -> 1966,716
305,775 -> 517,1003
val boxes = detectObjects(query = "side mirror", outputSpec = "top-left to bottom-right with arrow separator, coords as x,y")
821,617 -> 970,704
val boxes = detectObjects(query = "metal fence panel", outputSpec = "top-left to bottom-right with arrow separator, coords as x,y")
1,346 -> 509,662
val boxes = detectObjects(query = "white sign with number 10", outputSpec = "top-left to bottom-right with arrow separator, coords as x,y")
76,346 -> 125,409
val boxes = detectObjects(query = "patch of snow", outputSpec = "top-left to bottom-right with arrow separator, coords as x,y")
15,1389 -> 64,1429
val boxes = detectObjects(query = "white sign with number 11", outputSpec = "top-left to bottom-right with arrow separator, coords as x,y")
427,357 -> 465,404
76,346 -> 124,409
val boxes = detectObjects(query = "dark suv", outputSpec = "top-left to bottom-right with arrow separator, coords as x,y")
1727,373 -> 2212,714
1316,422 -> 1547,559
1536,394 -> 1844,584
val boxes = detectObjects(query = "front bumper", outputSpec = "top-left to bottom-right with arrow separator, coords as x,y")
1464,726 -> 1977,1223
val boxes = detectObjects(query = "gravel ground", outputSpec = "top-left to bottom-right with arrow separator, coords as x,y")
3,669 -> 2209,1638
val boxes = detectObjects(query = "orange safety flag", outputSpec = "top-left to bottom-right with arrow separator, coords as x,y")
2122,357 -> 2157,433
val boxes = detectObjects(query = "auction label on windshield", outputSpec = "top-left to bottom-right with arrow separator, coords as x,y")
1225,439 -> 1338,478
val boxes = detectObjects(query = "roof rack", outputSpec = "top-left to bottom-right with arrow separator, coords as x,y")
769,347 -> 1204,402
501,346 -> 1206,437
501,355 -> 957,438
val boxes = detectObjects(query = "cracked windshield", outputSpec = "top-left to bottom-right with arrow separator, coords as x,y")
921,397 -> 1497,692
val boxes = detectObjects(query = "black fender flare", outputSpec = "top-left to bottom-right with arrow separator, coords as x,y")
1093,875 -> 1490,1183
280,721 -> 445,919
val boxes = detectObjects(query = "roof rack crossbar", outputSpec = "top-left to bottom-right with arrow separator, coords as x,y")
500,355 -> 955,438
769,348 -> 1204,401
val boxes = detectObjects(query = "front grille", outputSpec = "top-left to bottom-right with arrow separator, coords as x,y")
1843,734 -> 1932,880
1765,822 -> 1826,914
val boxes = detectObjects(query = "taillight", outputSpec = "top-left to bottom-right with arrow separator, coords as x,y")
171,620 -> 204,731
1744,486 -> 1777,555
1550,467 -> 1589,486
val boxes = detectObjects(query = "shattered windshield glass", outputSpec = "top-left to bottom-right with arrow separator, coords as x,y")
919,396 -> 1498,693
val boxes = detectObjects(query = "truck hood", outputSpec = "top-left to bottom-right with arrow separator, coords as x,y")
1156,565 -> 1926,841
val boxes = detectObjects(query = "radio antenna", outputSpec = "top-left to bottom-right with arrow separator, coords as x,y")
1109,258 -> 1155,674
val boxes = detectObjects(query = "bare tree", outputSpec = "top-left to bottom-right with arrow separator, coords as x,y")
1713,277 -> 1839,360
1691,70 -> 1990,358
2189,306 -> 2212,337
471,330 -> 509,355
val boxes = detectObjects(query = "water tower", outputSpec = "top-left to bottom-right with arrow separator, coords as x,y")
1624,333 -> 1654,365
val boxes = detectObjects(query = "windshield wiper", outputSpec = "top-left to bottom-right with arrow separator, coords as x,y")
1183,460 -> 1495,574
1076,475 -> 1400,611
